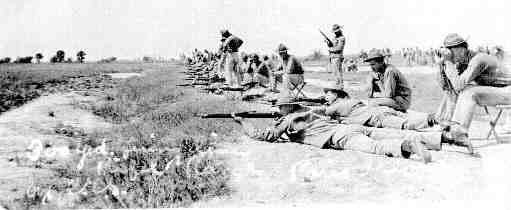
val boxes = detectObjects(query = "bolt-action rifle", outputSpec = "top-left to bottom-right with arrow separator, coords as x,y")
200,111 -> 282,118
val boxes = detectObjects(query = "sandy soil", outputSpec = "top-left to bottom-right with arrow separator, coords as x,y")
192,121 -> 511,208
0,92 -> 112,204
192,67 -> 511,207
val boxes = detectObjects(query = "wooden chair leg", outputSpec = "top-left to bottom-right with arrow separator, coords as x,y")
492,109 -> 504,143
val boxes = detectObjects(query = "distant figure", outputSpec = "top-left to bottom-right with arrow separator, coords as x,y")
35,53 -> 43,64
221,29 -> 244,87
217,37 -> 227,76
490,45 -> 505,61
249,53 -> 270,87
326,24 -> 346,88
240,53 -> 251,82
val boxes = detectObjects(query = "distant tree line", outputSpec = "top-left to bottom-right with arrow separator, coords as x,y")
0,50 -> 87,64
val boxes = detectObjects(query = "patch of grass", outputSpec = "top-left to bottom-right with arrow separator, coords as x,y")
22,64 -> 240,209
0,63 -> 142,113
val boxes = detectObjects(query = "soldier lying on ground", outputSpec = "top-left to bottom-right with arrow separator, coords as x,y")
232,96 -> 433,163
311,85 -> 473,153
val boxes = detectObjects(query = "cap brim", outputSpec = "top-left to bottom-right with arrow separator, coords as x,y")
444,41 -> 467,48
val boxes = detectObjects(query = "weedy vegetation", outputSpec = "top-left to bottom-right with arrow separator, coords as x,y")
14,64 -> 243,209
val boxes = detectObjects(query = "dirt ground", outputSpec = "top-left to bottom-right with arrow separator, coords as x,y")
0,92 -> 113,206
191,113 -> 511,207
192,66 -> 511,207
1,65 -> 510,208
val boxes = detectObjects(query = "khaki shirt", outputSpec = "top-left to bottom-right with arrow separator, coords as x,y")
329,36 -> 345,58
276,55 -> 304,74
247,112 -> 358,148
369,64 -> 411,99
443,53 -> 511,92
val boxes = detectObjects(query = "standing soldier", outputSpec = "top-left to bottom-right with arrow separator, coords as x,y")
325,24 -> 346,88
217,37 -> 227,77
221,29 -> 244,87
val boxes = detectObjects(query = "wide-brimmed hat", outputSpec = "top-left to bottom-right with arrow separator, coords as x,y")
323,84 -> 349,98
443,33 -> 467,48
332,24 -> 343,33
276,43 -> 288,53
220,29 -> 231,37
249,53 -> 259,61
363,49 -> 385,62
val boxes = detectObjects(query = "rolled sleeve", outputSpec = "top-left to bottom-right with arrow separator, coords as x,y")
383,71 -> 397,98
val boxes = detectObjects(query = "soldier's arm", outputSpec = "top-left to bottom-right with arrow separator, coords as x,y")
309,106 -> 327,115
443,60 -> 466,92
364,73 -> 380,97
382,71 -> 397,98
233,117 -> 287,142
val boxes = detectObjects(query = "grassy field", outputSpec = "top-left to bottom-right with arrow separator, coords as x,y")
1,61 -> 503,209
0,63 -> 144,113
1,62 -> 247,209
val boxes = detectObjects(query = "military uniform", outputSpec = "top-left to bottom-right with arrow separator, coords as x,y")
438,33 -> 511,129
364,50 -> 411,112
222,30 -> 244,87
367,64 -> 412,112
249,55 -> 271,87
328,24 -> 346,88
275,44 -> 305,95
217,38 -> 227,76
247,111 -> 433,159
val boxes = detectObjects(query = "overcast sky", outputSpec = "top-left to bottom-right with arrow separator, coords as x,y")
1,0 -> 509,60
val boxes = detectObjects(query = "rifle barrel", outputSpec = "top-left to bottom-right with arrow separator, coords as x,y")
200,112 -> 281,118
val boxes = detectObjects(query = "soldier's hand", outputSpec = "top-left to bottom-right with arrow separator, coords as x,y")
326,41 -> 333,48
231,112 -> 243,123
